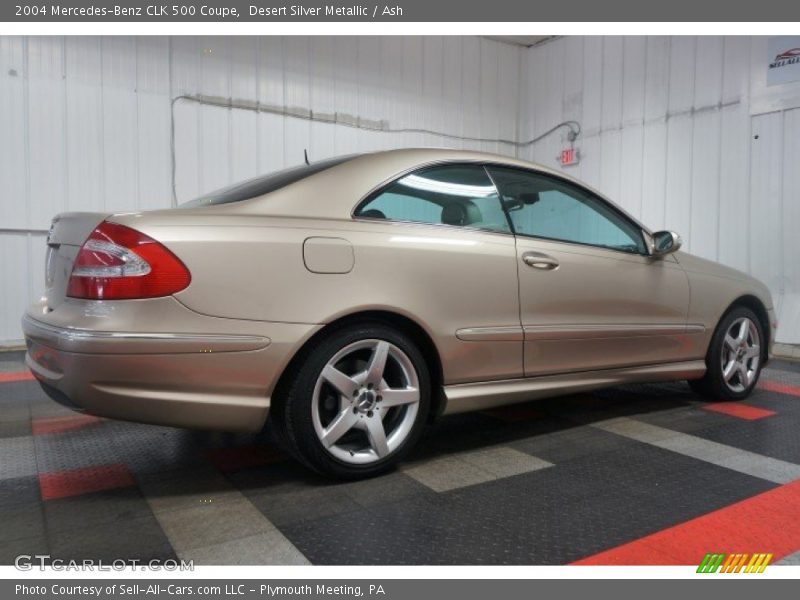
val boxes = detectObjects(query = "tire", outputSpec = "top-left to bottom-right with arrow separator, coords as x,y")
278,321 -> 430,479
688,306 -> 765,401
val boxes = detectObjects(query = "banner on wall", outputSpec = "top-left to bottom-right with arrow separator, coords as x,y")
767,37 -> 800,86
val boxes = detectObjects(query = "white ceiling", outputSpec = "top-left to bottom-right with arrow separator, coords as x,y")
483,36 -> 557,48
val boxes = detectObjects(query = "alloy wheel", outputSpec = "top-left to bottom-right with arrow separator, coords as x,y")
311,339 -> 420,464
720,317 -> 761,393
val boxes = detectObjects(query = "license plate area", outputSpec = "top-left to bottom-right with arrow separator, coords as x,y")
45,244 -> 80,311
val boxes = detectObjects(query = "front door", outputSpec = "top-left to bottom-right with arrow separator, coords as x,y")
486,166 -> 691,376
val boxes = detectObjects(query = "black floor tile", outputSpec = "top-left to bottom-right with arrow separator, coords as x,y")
108,423 -> 207,475
0,476 -> 41,510
747,389 -> 800,418
33,427 -> 123,473
1,371 -> 799,566
767,359 -> 800,374
43,487 -> 155,536
0,381 -> 44,403
690,414 -> 800,465
411,411 -> 575,460
282,441 -> 776,565
0,504 -> 47,545
634,406 -> 734,434
0,420 -> 32,439
248,484 -> 362,529
48,514 -> 176,563
510,425 -> 631,463
0,535 -> 49,565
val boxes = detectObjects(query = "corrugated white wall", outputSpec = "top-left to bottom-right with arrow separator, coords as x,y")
0,35 -> 521,345
521,36 -> 800,344
3,35 -> 800,346
172,36 -> 521,202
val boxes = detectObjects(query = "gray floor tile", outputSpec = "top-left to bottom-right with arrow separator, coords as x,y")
403,446 -> 552,492
403,455 -> 495,492
460,446 -> 553,479
0,437 -> 37,480
178,531 -> 310,565
150,497 -> 274,553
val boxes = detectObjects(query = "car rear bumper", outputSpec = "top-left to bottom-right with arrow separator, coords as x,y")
22,301 -> 320,432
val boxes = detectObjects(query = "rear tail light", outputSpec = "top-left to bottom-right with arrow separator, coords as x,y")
67,221 -> 191,300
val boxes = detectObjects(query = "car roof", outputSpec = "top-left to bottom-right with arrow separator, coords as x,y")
174,147 -> 651,234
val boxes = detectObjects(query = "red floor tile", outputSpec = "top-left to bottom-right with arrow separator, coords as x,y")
702,402 -> 776,421
205,444 -> 286,473
759,380 -> 800,397
572,480 -> 800,565
0,370 -> 35,383
32,414 -> 102,435
39,463 -> 136,501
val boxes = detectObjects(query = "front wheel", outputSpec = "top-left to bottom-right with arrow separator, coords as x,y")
278,321 -> 430,479
689,306 -> 764,401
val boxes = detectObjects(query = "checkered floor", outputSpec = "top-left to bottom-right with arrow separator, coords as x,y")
2,350 -> 800,565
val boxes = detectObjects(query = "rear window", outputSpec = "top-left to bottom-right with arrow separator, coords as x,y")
181,154 -> 359,207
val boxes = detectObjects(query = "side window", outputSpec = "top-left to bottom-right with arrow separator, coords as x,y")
487,167 -> 646,254
355,165 -> 510,233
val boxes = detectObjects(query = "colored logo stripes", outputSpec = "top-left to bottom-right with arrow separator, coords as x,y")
697,553 -> 773,573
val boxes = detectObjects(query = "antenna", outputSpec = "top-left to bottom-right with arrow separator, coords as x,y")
304,149 -> 310,165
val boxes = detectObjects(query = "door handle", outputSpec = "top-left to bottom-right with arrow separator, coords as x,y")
522,251 -> 559,270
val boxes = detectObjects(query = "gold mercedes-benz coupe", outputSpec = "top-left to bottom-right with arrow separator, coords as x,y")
23,148 -> 776,478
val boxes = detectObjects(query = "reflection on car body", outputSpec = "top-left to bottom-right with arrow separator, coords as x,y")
23,148 -> 775,478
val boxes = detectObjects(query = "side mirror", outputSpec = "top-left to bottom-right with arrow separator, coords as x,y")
650,230 -> 682,257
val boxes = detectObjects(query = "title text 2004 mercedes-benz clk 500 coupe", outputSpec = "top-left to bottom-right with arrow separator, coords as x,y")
23,149 -> 776,478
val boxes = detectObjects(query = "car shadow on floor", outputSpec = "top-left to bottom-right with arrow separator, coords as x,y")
135,379 -> 705,499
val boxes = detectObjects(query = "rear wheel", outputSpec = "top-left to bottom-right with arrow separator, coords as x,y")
278,322 -> 430,479
689,306 -> 764,401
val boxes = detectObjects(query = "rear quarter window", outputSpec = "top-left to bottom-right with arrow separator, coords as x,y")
182,155 -> 358,207
355,164 -> 511,233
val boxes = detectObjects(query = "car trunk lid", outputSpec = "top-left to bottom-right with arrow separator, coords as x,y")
44,212 -> 109,310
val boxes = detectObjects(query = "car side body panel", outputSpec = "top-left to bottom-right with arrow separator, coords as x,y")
21,148 -> 777,432
116,213 -> 523,386
23,297 -> 321,431
675,251 -> 777,355
514,237 -> 695,375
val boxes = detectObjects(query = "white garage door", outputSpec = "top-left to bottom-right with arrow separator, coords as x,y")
750,108 -> 800,344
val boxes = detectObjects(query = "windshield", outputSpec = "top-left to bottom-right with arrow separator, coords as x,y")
181,154 -> 359,207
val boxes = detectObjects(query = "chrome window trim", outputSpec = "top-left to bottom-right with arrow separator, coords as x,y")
351,158 -> 492,218
484,164 -> 652,257
513,232 -> 654,259
351,159 -> 514,237
351,159 -> 656,257
350,215 -> 517,240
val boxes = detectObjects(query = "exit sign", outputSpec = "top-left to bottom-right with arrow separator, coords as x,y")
559,147 -> 580,166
